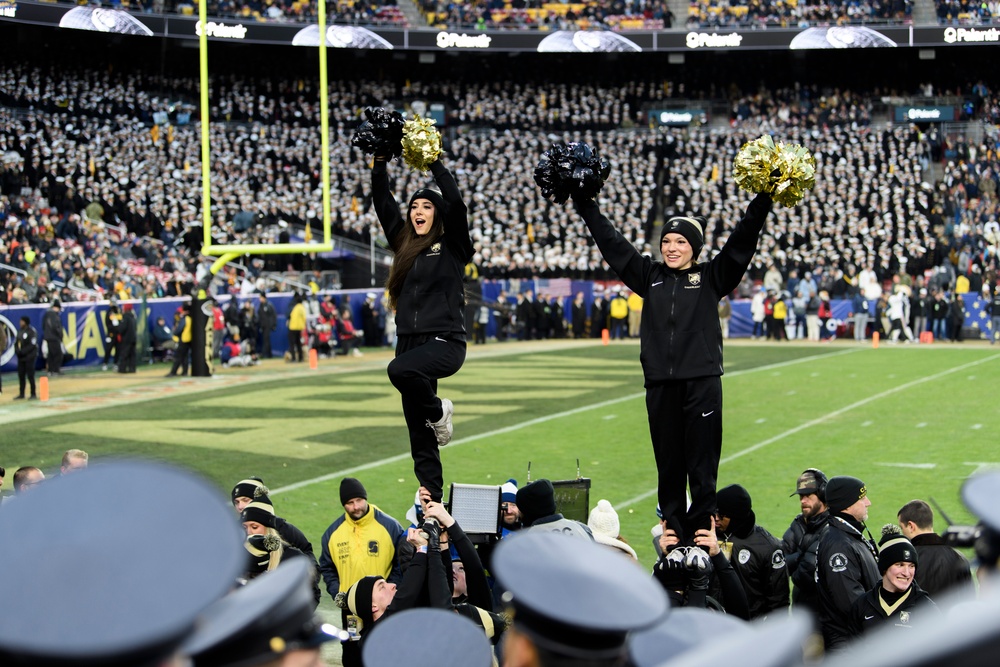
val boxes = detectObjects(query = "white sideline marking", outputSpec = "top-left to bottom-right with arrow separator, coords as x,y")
876,463 -> 937,469
271,348 -> 859,496
613,352 -> 1000,512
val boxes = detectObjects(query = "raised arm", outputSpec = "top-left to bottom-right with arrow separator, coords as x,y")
371,159 -> 404,250
707,192 -> 773,296
573,197 -> 651,296
430,160 -> 473,263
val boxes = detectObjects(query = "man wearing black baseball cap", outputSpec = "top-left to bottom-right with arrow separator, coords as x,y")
782,468 -> 831,613
816,475 -> 880,651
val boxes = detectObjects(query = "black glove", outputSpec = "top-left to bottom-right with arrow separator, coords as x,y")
653,547 -> 688,592
421,519 -> 440,553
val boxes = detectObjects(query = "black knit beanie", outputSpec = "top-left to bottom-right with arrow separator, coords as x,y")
340,478 -> 368,506
826,476 -> 867,514
878,533 -> 918,575
240,496 -> 276,528
408,187 -> 448,220
346,576 -> 382,628
716,484 -> 756,538
660,216 -> 706,260
231,477 -> 268,505
515,479 -> 558,527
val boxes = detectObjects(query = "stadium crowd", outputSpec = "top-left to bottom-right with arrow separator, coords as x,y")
2,64 -> 1000,309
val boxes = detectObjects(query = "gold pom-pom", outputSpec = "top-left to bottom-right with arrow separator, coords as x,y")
402,115 -> 442,172
733,135 -> 816,207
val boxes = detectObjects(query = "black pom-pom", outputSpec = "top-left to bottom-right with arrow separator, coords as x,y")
351,107 -> 404,160
534,141 -> 611,204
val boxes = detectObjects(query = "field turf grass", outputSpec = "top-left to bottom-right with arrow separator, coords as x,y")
3,339 -> 997,570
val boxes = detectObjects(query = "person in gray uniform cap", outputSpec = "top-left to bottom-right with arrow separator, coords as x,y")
0,460 -> 245,667
362,608 -> 493,667
183,558 -> 346,667
492,530 -> 669,666
628,608 -> 749,667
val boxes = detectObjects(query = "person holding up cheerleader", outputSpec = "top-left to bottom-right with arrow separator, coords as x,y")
572,167 -> 773,546
370,148 -> 473,505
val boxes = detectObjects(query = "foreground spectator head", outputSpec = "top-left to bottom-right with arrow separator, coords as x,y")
629,608 -> 749,667
340,477 -> 369,520
183,558 -> 345,667
493,531 -> 668,666
60,449 -> 88,475
0,460 -> 244,665
12,466 -> 44,495
363,608 -> 492,667
232,476 -> 270,511
241,495 -> 277,534
825,476 -> 870,522
514,479 -> 557,528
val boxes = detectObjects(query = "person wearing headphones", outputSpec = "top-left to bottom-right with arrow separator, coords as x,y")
781,468 -> 830,614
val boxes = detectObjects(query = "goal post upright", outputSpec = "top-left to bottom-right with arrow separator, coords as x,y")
191,3 -> 335,375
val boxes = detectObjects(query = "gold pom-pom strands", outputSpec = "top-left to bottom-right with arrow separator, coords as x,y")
733,135 -> 816,207
402,115 -> 442,172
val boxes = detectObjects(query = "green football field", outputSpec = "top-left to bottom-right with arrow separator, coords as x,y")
2,338 -> 997,571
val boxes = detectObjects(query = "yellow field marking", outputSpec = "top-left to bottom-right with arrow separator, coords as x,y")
45,418 -> 354,459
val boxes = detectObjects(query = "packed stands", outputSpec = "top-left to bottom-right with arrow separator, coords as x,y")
2,58 -> 999,303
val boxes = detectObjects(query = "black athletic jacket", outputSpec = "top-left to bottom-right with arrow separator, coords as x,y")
574,193 -> 772,385
372,160 -> 474,338
816,515 -> 880,649
847,581 -> 938,637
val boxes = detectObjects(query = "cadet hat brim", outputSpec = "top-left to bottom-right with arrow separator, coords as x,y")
0,461 -> 246,667
652,612 -> 813,667
819,596 -> 1000,667
962,470 -> 1000,533
183,559 -> 346,667
362,609 -> 493,667
630,608 -> 749,667
493,531 -> 668,660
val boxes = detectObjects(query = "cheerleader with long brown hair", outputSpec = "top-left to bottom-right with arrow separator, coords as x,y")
371,152 -> 473,505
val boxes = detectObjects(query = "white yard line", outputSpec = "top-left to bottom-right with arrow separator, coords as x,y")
271,348 -> 860,496
613,352 -> 1000,511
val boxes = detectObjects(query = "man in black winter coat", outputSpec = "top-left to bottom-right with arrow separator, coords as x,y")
816,476 -> 880,652
783,468 -> 831,614
897,499 -> 975,599
256,294 -> 277,358
715,484 -> 789,620
41,300 -> 63,375
14,316 -> 39,400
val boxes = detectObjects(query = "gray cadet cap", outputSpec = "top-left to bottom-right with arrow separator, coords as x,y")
0,461 -> 246,667
629,608 -> 750,667
362,608 -> 493,667
492,531 -> 668,661
183,558 -> 346,667
963,470 -> 1000,533
653,612 -> 813,667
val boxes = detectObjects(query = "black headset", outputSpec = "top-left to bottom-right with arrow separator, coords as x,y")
802,468 -> 828,502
